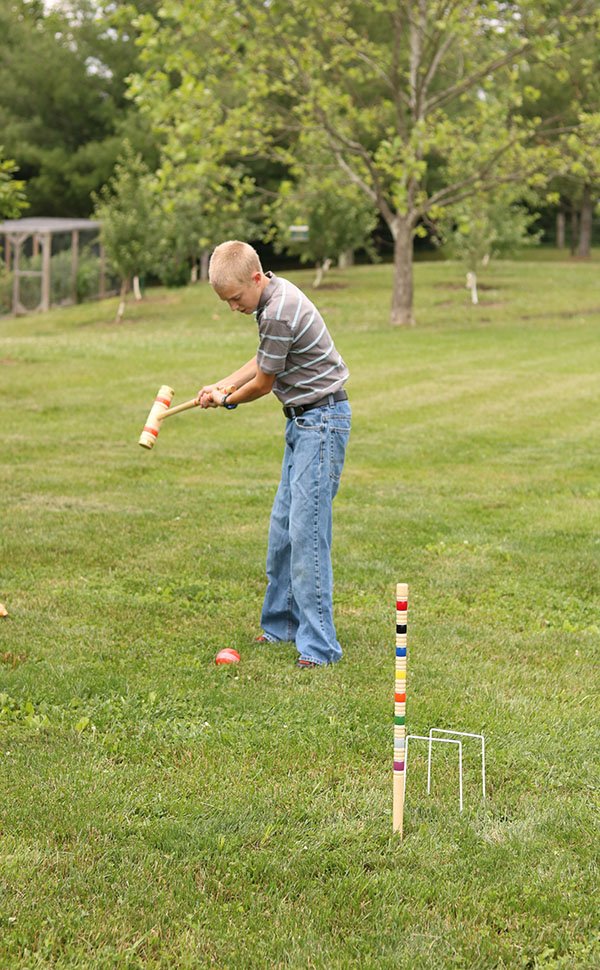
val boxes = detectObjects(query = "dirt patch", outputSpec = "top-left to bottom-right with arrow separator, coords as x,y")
433,281 -> 502,291
0,357 -> 18,365
1,652 -> 27,668
434,299 -> 506,308
311,282 -> 349,291
521,305 -> 600,321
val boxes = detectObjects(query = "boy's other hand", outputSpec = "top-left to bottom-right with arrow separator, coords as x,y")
196,383 -> 219,408
196,384 -> 234,408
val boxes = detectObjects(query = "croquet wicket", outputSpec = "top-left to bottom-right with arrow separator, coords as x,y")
392,584 -> 487,837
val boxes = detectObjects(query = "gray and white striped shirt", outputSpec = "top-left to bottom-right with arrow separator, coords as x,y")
255,273 -> 349,406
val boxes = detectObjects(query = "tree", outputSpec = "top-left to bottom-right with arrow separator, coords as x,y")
132,2 -> 598,325
0,0 -> 159,216
93,141 -> 158,321
521,19 -> 600,256
441,189 -> 541,304
0,150 -> 27,220
270,162 -> 377,287
559,112 -> 600,257
151,159 -> 263,286
129,3 -> 271,283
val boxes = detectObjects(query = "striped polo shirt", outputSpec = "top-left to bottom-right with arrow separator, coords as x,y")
255,273 -> 349,406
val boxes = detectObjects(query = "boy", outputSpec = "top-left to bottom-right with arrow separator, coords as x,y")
197,240 -> 351,668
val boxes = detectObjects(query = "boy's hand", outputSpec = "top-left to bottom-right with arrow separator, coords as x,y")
196,384 -> 219,408
196,384 -> 235,408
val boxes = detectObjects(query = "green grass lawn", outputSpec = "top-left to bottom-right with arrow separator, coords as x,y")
1,258 -> 598,969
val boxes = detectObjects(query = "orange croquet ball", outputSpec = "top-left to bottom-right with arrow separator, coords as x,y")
215,648 -> 241,665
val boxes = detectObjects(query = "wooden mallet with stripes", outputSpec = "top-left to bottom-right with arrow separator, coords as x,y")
138,385 -> 201,450
138,383 -> 236,449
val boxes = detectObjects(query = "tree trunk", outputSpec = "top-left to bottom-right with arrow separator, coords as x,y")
200,250 -> 210,281
570,209 -> 579,256
466,271 -> 479,305
391,220 -> 415,326
338,249 -> 354,268
313,258 -> 332,288
133,275 -> 142,301
115,278 -> 129,323
556,211 -> 566,249
577,185 -> 593,258
99,244 -> 106,299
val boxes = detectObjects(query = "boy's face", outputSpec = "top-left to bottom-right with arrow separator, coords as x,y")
214,272 -> 262,314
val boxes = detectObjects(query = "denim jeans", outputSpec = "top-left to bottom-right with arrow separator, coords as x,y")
260,399 -> 351,665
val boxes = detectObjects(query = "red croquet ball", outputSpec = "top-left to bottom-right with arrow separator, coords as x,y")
215,648 -> 241,665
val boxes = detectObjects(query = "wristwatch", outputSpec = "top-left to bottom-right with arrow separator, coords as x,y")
222,392 -> 238,410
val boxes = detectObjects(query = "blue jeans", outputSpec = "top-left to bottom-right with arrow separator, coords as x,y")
260,399 -> 351,665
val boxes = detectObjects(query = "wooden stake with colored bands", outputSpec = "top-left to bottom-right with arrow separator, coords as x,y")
393,582 -> 408,837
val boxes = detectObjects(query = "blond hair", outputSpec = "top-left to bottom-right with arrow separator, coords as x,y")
208,240 -> 263,289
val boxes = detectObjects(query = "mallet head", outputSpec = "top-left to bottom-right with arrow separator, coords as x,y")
138,385 -> 175,449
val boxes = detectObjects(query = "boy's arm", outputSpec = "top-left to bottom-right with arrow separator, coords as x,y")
211,365 -> 275,406
220,356 -> 258,389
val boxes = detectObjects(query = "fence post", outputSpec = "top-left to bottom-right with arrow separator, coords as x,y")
41,232 -> 51,311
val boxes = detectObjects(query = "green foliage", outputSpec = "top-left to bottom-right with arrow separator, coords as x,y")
270,168 -> 377,269
93,141 -> 158,284
0,267 -> 10,313
131,1 -> 599,323
129,4 -> 268,285
562,112 -> 600,186
0,150 -> 27,220
442,191 -> 542,271
73,245 -> 115,303
0,0 -> 159,216
522,11 -> 600,239
151,159 -> 263,286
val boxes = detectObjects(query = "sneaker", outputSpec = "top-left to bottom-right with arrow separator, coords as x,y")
295,658 -> 320,669
256,632 -> 286,644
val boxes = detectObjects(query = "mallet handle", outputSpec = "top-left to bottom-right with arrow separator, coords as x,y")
160,398 -> 199,420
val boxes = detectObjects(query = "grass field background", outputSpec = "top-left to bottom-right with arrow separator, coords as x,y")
1,258 -> 598,968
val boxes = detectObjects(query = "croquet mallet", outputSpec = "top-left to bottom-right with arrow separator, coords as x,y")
138,383 -> 234,450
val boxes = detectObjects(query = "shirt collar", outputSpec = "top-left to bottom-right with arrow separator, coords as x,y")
257,271 -> 276,313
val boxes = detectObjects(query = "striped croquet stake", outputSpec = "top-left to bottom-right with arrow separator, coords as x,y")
393,582 -> 408,836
